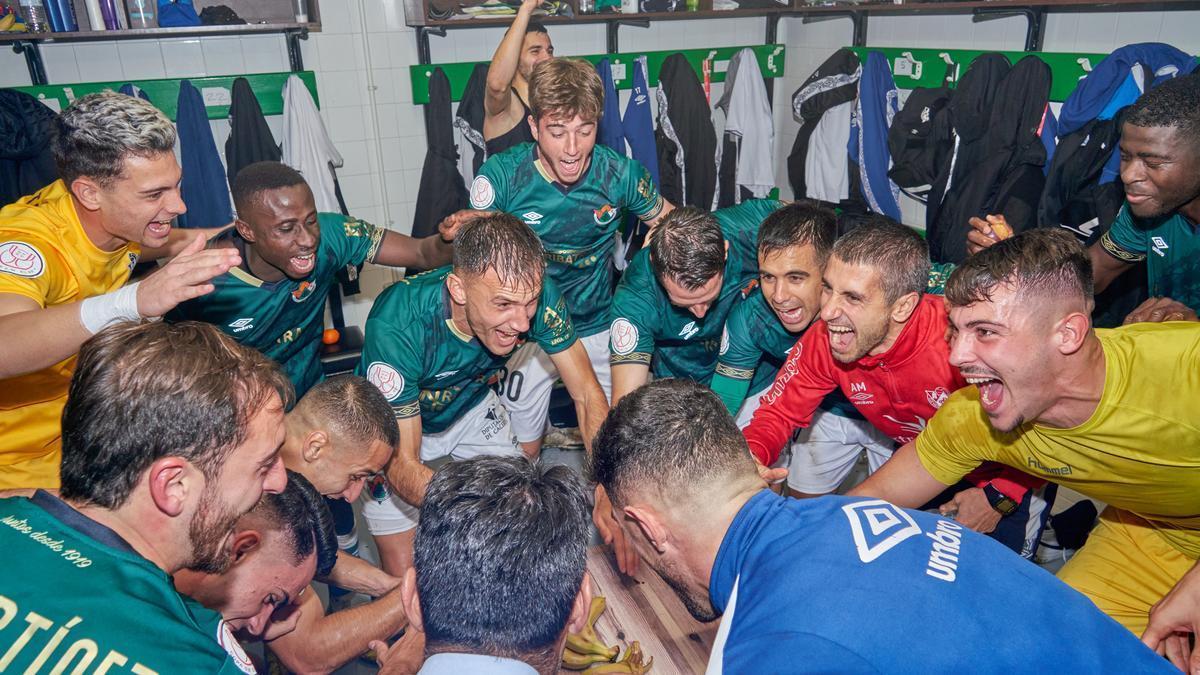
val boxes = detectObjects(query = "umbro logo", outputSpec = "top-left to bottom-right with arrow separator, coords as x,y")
848,381 -> 874,405
842,500 -> 921,563
229,318 -> 254,333
678,320 -> 700,340
1152,236 -> 1169,257
523,211 -> 544,223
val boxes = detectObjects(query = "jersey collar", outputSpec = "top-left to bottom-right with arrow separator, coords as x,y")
441,281 -> 475,343
31,490 -> 137,555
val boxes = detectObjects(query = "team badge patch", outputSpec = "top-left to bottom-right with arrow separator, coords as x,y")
126,252 -> 139,272
926,387 -> 950,409
216,621 -> 256,674
593,204 -> 618,226
470,175 -> 495,209
842,500 -> 922,564
367,361 -> 405,401
610,318 -> 639,356
291,281 -> 316,303
0,241 -> 45,278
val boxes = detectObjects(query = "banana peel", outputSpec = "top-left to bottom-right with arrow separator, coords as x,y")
0,13 -> 16,31
582,641 -> 654,674
562,596 -> 620,668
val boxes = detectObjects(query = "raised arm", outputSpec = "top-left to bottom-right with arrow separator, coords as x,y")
484,0 -> 540,120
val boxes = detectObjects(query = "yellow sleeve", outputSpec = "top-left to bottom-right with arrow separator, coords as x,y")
914,388 -> 998,485
0,236 -> 72,307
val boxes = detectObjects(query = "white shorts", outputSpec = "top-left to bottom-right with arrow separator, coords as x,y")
734,384 -> 770,429
499,331 -> 612,443
361,391 -> 521,535
786,410 -> 894,494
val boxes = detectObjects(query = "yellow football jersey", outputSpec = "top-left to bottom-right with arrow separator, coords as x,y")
916,322 -> 1200,558
0,180 -> 140,489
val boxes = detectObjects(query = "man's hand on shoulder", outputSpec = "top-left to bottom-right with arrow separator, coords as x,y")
136,232 -> 239,317
1122,296 -> 1199,325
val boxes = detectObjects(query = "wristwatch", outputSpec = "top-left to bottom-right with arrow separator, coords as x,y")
983,484 -> 1018,516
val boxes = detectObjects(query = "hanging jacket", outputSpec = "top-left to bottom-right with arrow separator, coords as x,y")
412,68 -> 468,247
454,63 -> 489,175
786,48 -> 860,204
596,59 -> 627,156
618,56 -> 659,268
0,90 -> 59,207
225,77 -> 281,184
176,80 -> 233,229
282,74 -> 343,214
1058,42 -> 1197,135
927,56 -> 1050,264
847,51 -> 901,220
714,48 -> 774,209
887,85 -> 953,202
656,53 -> 717,208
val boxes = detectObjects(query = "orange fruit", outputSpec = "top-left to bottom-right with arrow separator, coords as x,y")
322,328 -> 340,345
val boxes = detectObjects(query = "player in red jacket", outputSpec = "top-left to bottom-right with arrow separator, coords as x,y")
744,221 -> 1052,558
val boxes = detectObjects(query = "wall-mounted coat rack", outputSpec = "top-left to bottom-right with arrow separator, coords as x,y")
850,47 -> 1200,102
11,70 -> 319,120
409,43 -> 785,104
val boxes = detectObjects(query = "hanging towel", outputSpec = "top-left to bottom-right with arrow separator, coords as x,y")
596,59 -> 627,155
281,74 -> 343,214
618,56 -> 659,268
847,51 -> 901,221
225,77 -> 281,184
454,63 -> 490,175
715,48 -> 774,207
655,53 -> 717,208
176,80 -> 232,229
412,68 -> 468,248
786,48 -> 860,203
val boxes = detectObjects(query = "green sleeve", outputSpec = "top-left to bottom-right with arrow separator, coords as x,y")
711,371 -> 753,417
608,253 -> 658,367
926,262 -> 956,295
1099,204 -> 1148,263
621,156 -> 665,221
717,199 -> 782,270
359,309 -> 423,420
321,213 -> 385,267
470,154 -> 509,211
532,276 -> 577,355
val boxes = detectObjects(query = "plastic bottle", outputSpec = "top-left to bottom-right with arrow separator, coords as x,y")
19,0 -> 47,32
125,0 -> 154,27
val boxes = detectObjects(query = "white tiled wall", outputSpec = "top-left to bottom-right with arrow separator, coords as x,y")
3,2 -> 1199,322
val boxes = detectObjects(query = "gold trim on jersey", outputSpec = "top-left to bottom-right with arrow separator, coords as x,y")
445,318 -> 473,343
365,223 -> 386,264
715,363 -> 755,381
394,402 -> 420,419
611,352 -> 652,366
1100,230 -> 1147,263
533,158 -> 555,184
228,266 -> 264,287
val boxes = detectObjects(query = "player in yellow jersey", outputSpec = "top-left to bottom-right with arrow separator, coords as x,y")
0,92 -> 240,490
845,229 -> 1200,667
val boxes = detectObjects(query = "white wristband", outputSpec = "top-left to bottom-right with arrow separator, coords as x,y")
79,281 -> 143,334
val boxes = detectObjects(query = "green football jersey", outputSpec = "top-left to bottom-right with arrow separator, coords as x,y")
609,199 -> 782,383
713,287 -> 860,418
1102,203 -> 1200,310
0,494 -> 254,675
358,267 -> 576,433
168,213 -> 383,398
470,143 -> 665,337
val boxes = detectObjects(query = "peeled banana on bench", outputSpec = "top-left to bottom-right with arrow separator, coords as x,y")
561,596 -> 653,673
583,641 -> 654,675
0,13 -> 16,31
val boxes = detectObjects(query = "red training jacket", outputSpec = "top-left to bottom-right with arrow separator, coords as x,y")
743,294 -> 1041,502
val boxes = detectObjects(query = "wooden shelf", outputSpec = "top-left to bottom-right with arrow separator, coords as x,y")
0,21 -> 319,44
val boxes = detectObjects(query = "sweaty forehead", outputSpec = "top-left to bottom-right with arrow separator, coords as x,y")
241,183 -> 315,224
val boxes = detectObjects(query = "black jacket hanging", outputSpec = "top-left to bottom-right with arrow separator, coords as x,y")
454,63 -> 489,175
225,77 -> 282,184
786,48 -> 860,205
0,89 -> 59,206
887,85 -> 953,202
655,53 -> 718,209
412,68 -> 467,268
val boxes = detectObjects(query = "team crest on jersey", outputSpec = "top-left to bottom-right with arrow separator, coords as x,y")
926,387 -> 949,409
470,175 -> 495,209
291,281 -> 316,303
367,362 -> 405,401
610,318 -> 639,356
126,252 -> 139,272
593,204 -> 617,226
0,241 -> 44,278
842,500 -> 922,563
216,621 -> 256,674
740,278 -> 759,297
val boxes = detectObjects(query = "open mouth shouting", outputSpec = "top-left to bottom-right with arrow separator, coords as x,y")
493,328 -> 520,352
289,252 -> 315,276
146,219 -> 172,241
774,305 -> 810,330
963,372 -> 1005,414
827,322 -> 855,353
558,156 -> 583,180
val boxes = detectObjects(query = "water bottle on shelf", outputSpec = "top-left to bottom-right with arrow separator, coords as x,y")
125,0 -> 155,28
19,0 -> 48,32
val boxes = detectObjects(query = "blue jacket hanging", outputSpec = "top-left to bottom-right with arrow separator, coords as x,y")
617,56 -> 660,268
1058,42 -> 1197,134
848,51 -> 901,220
176,80 -> 233,229
596,59 -> 626,154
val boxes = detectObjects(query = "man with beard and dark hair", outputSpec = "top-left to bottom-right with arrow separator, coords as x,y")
591,378 -> 1170,673
968,73 -> 1200,326
0,320 -> 289,673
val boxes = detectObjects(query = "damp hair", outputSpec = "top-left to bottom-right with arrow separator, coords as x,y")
944,228 -> 1093,308
757,201 -> 837,264
649,207 -> 726,290
528,58 -> 604,123
830,219 -> 930,305
453,212 -> 546,290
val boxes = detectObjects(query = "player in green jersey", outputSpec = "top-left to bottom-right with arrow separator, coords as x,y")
169,161 -> 468,398
359,213 -> 608,579
0,321 -> 288,674
470,58 -> 674,456
711,203 -> 892,498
